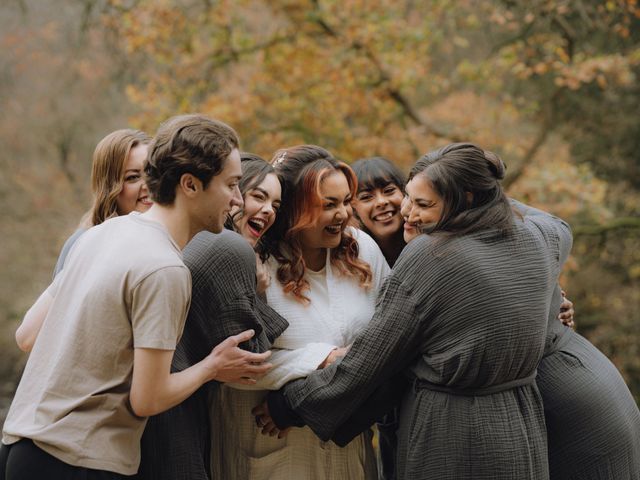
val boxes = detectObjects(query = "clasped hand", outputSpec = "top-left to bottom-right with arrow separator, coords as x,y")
252,401 -> 291,439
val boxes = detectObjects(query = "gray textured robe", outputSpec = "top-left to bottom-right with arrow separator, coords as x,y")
136,230 -> 288,480
271,204 -> 571,480
539,285 -> 640,479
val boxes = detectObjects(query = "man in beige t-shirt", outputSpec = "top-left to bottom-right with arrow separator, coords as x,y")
1,115 -> 272,479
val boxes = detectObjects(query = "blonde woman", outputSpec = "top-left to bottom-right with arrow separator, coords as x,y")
16,129 -> 151,352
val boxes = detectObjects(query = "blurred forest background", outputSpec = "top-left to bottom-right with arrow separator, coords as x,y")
1,0 -> 638,420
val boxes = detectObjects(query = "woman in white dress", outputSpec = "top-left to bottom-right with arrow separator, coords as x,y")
210,145 -> 389,480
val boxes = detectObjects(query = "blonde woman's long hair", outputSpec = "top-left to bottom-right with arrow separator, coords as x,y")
82,129 -> 150,227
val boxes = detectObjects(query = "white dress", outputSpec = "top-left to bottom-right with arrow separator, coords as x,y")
210,228 -> 390,480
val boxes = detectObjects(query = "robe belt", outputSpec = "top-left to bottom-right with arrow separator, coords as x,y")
413,371 -> 537,397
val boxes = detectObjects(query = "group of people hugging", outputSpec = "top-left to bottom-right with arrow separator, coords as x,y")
1,114 -> 639,480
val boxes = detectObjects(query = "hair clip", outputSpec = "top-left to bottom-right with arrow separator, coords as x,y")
274,151 -> 287,166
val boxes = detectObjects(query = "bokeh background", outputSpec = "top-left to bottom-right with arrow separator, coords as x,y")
1,0 -> 639,420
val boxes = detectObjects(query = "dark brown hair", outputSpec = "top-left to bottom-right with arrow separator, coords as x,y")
145,114 -> 239,205
262,145 -> 372,303
352,156 -> 406,193
409,142 -> 513,236
225,152 -> 281,253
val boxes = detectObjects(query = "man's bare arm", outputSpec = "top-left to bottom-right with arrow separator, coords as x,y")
130,329 -> 272,417
16,290 -> 54,352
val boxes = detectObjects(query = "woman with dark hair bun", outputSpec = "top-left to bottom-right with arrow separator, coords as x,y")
351,153 -> 576,479
408,152 -> 640,476
211,145 -> 389,479
258,142 -> 573,479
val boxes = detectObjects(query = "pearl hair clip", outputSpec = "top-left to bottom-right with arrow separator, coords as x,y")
274,151 -> 287,166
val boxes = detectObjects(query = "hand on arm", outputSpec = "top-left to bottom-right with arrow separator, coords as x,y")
266,275 -> 423,440
130,329 -> 272,417
16,290 -> 54,352
250,343 -> 351,437
203,329 -> 273,383
228,342 -> 338,390
318,345 -> 350,369
558,290 -> 575,328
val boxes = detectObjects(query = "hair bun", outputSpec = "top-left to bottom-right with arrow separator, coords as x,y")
483,150 -> 506,180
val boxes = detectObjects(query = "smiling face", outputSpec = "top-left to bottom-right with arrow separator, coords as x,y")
299,170 -> 353,265
400,173 -> 445,243
116,144 -> 152,215
232,172 -> 282,247
353,181 -> 404,243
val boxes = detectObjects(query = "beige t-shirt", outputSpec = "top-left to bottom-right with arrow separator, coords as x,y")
2,213 -> 191,475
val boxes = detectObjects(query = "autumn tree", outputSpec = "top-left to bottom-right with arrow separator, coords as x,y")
0,0 -> 637,411
100,0 -> 639,400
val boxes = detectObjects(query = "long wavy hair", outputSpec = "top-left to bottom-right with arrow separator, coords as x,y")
262,145 -> 372,303
409,142 -> 513,236
85,129 -> 151,226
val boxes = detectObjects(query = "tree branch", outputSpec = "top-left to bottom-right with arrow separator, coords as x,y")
503,86 -> 565,188
307,0 -> 462,141
202,33 -> 298,76
573,218 -> 640,237
502,121 -> 553,189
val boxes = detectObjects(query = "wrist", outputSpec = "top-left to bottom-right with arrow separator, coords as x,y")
267,390 -> 305,429
200,354 -> 220,383
318,347 -> 338,369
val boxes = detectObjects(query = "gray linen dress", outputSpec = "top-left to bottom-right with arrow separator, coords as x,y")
52,228 -> 87,277
273,205 -> 571,480
135,230 -> 288,480
539,285 -> 640,479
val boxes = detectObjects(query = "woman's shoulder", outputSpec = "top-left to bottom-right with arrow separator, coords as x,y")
346,226 -> 388,266
53,227 -> 89,277
184,229 -> 256,274
347,225 -> 374,247
346,226 -> 380,255
393,233 -> 466,274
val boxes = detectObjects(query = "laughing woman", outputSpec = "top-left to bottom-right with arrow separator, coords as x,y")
259,143 -> 573,480
210,145 -> 389,480
225,152 -> 282,294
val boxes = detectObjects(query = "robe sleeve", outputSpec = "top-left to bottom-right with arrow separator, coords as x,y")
510,199 -> 573,269
268,272 -> 424,441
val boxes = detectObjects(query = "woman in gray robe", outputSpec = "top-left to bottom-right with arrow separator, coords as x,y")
538,284 -> 640,479
135,229 -> 288,480
257,143 -> 572,480
350,156 -> 640,478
